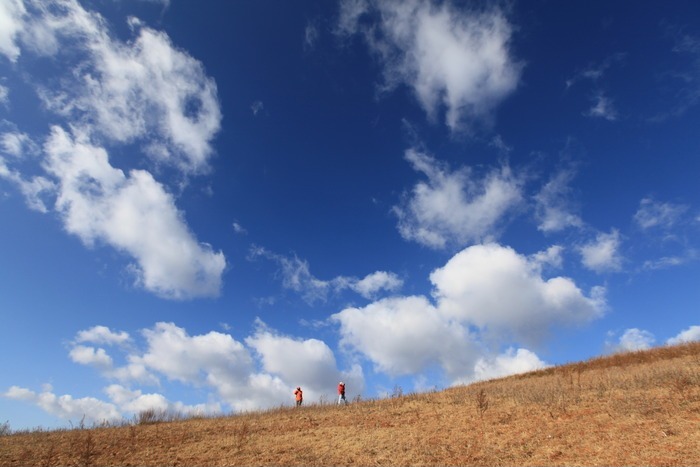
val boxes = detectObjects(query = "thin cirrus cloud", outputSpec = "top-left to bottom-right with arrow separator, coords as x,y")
0,0 -> 226,299
392,148 -> 523,249
533,166 -> 583,233
248,245 -> 403,303
336,0 -> 522,132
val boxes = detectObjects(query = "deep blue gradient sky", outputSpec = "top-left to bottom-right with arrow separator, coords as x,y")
1,0 -> 699,430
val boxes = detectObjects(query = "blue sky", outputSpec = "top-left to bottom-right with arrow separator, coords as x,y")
1,0 -> 699,430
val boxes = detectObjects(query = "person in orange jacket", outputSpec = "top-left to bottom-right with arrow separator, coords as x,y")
337,381 -> 347,404
294,387 -> 303,407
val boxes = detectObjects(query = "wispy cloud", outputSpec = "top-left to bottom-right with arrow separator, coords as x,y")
248,246 -> 403,303
337,0 -> 522,132
585,92 -> 618,121
0,0 -> 227,299
534,166 -> 583,233
634,197 -> 688,230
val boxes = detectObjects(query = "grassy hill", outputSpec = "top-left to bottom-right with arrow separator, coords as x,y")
1,342 -> 699,466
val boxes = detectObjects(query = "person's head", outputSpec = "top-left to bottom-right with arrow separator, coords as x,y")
339,382 -> 344,385
297,387 -> 301,390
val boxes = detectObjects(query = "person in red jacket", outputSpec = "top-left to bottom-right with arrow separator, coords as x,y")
337,381 -> 347,405
294,387 -> 303,407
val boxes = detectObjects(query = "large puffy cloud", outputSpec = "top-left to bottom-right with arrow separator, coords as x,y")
56,321 -> 361,422
338,0 -> 521,132
43,126 -> 225,299
333,295 -> 475,378
393,149 -> 522,249
246,321 -> 364,402
333,243 -> 605,383
432,243 -> 605,345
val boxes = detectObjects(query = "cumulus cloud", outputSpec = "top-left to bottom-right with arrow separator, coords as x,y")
246,320 -> 364,402
249,246 -> 402,303
432,243 -> 605,345
56,321 -> 362,422
470,348 -> 548,383
634,197 -> 688,230
333,295 -> 475,377
75,325 -> 130,346
578,229 -> 623,273
393,149 -> 522,249
43,126 -> 226,299
667,325 -> 700,345
69,345 -> 113,370
4,385 -> 122,425
334,243 -> 604,383
613,328 -> 655,352
337,0 -> 521,132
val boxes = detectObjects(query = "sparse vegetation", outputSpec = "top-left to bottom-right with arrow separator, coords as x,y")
1,342 -> 699,466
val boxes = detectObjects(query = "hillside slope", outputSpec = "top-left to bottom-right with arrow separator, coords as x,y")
1,342 -> 699,466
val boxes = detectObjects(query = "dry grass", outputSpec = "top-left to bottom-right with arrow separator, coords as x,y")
1,342 -> 699,466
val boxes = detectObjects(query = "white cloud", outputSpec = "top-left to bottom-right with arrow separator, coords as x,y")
393,149 -> 522,249
75,325 -> 130,346
17,0 -> 221,174
43,126 -> 226,299
249,246 -> 402,303
667,325 -> 700,345
534,167 -> 583,232
334,243 -> 604,382
585,92 -> 617,120
337,0 -> 521,132
333,295 -> 475,377
614,328 -> 655,352
0,127 -> 54,211
0,83 -> 9,105
578,229 -> 623,273
432,243 -> 605,345
245,321 -> 364,402
0,0 -> 25,62
4,385 -> 122,425
251,101 -> 264,116
69,345 -> 113,370
470,348 -> 548,383
350,271 -> 403,299
634,197 -> 688,230
304,21 -> 319,50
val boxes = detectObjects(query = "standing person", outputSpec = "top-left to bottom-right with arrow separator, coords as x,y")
294,387 -> 303,407
337,381 -> 347,404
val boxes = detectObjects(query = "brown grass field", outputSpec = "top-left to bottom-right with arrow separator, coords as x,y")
1,342 -> 699,466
